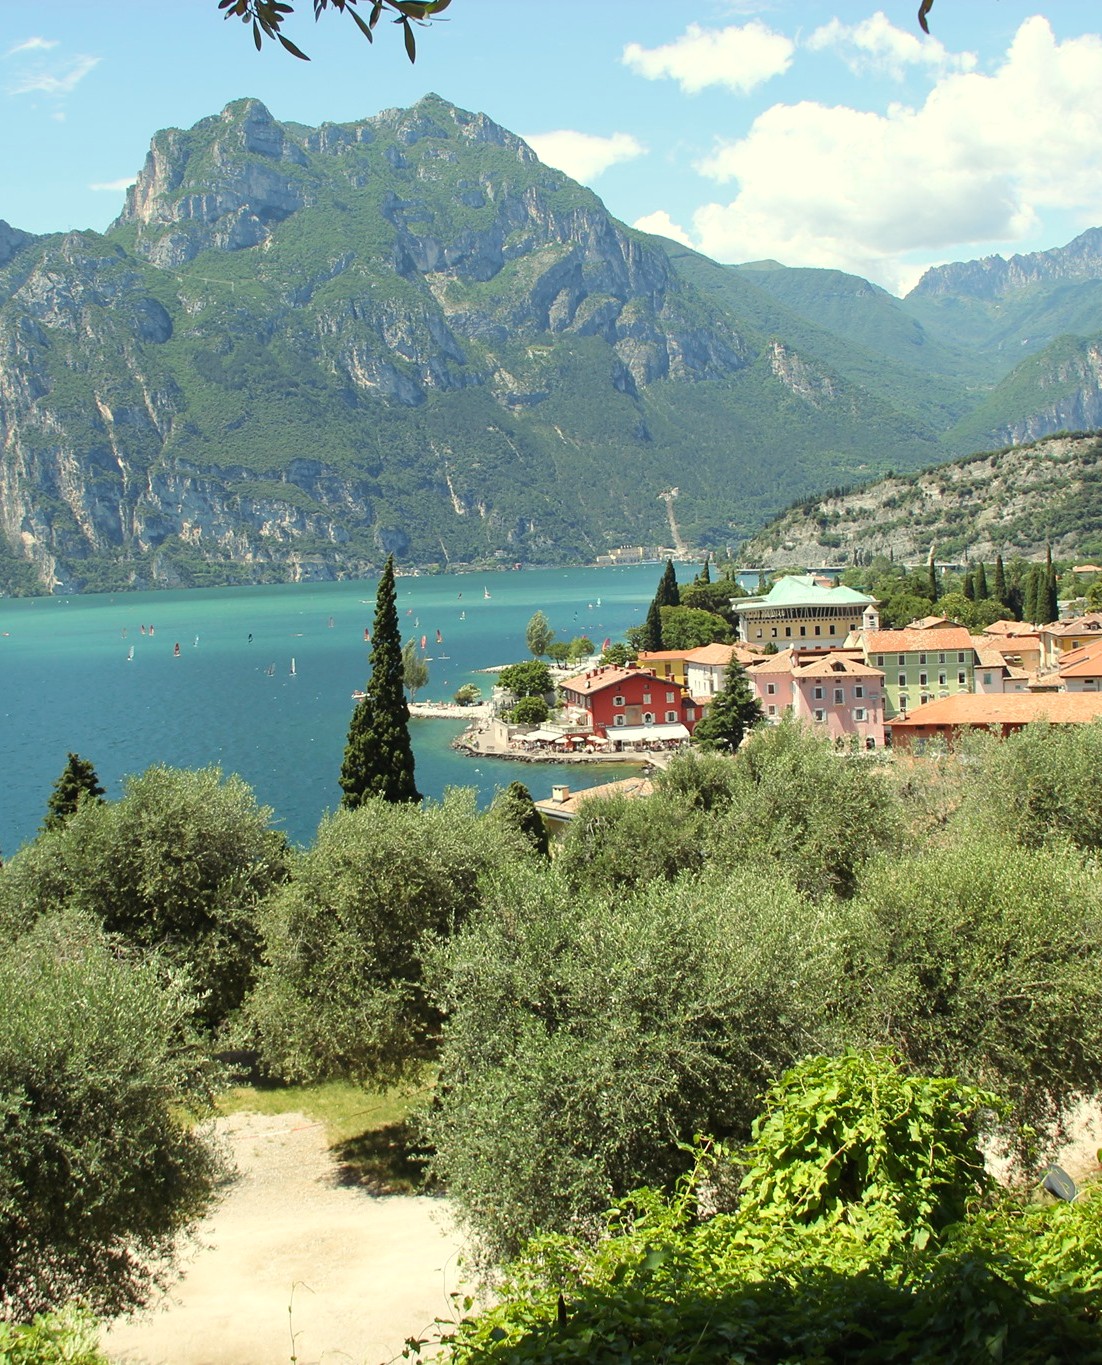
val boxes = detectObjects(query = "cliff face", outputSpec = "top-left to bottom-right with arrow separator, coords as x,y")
910,227 -> 1102,301
3,95 -> 1102,594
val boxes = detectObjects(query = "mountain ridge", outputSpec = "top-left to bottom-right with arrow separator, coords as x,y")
1,94 -> 1101,593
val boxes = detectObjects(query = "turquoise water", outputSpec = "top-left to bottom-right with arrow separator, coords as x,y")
0,564 -> 660,854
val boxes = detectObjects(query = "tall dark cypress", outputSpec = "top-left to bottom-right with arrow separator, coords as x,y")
927,557 -> 939,602
699,556 -> 711,585
962,568 -> 975,601
994,553 -> 1007,606
642,597 -> 664,652
340,556 -> 420,806
975,561 -> 989,600
1044,545 -> 1058,624
655,559 -> 680,607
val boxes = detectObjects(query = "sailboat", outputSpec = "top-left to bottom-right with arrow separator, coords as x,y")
127,645 -> 134,662
266,663 -> 276,677
435,629 -> 443,644
290,658 -> 296,677
483,586 -> 491,599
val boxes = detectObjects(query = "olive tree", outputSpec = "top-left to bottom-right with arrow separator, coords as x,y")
425,863 -> 848,1261
246,790 -> 532,1086
0,915 -> 223,1321
0,765 -> 288,1032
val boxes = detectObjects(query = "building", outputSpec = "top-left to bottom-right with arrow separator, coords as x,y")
558,664 -> 698,745
889,693 -> 1102,747
533,776 -> 655,835
732,575 -> 878,648
852,626 -> 976,719
635,649 -> 691,687
683,642 -> 762,701
1053,636 -> 1102,692
1039,613 -> 1102,670
971,642 -> 1031,695
747,648 -> 886,747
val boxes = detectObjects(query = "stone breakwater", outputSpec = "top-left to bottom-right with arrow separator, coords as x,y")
408,701 -> 492,720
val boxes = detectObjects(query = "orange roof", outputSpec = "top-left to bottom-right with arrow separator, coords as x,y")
683,642 -> 762,666
890,693 -> 1102,729
1044,614 -> 1102,637
862,627 -> 975,654
559,664 -> 656,693
910,615 -> 959,630
983,620 -> 1038,638
793,655 -> 883,678
637,649 -> 689,662
533,776 -> 654,819
1057,637 -> 1102,678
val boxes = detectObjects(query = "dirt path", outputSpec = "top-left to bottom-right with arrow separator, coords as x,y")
102,1113 -> 468,1365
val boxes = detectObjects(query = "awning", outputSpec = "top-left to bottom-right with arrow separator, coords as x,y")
528,729 -> 562,742
612,723 -> 691,742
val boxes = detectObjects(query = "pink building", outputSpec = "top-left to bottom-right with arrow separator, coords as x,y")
747,649 -> 886,748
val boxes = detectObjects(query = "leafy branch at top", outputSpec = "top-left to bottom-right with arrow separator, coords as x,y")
217,0 -> 452,62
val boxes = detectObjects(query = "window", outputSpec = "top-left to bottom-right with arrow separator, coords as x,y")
855,685 -> 864,698
958,652 -> 966,663
834,688 -> 844,705
686,705 -> 696,719
642,712 -> 654,725
938,672 -> 947,687
666,691 -> 676,702
898,654 -> 906,665
899,694 -> 909,710
665,709 -> 678,722
642,691 -> 651,704
756,628 -> 763,639
854,707 -> 866,722
921,693 -> 931,705
814,709 -> 825,722
767,683 -> 777,695
767,704 -> 777,717
785,627 -> 792,637
613,695 -> 625,707
983,672 -> 993,686
800,626 -> 806,636
938,652 -> 946,664
614,714 -> 625,726
919,672 -> 928,687
919,653 -> 927,665
898,674 -> 907,687
876,655 -> 884,667
813,686 -> 824,699
770,627 -> 777,638
814,625 -> 821,636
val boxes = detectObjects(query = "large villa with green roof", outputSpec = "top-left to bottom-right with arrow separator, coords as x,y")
732,575 -> 878,648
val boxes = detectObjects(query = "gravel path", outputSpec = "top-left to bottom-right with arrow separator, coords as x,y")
102,1112 -> 468,1365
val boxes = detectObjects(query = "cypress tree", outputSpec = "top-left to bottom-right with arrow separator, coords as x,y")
1044,544 -> 1058,624
962,568 -> 975,601
699,557 -> 711,585
655,559 -> 680,608
927,557 -> 939,602
691,660 -> 764,753
994,553 -> 1007,605
642,597 -> 664,652
43,752 -> 105,832
975,561 -> 989,600
340,556 -> 420,807
1022,564 -> 1042,626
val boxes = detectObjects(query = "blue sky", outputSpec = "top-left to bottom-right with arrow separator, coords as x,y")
1,1 -> 1100,295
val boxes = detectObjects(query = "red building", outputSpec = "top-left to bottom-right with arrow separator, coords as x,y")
558,664 -> 698,746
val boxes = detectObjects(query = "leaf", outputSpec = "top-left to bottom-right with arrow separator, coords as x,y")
918,0 -> 933,34
252,18 -> 263,49
348,5 -> 375,40
401,14 -> 417,62
277,31 -> 310,58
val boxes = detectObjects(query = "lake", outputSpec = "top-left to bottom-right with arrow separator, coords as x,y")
0,563 -> 663,854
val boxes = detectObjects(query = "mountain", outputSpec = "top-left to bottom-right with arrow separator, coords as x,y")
736,432 -> 1102,569
2,94 -> 1102,593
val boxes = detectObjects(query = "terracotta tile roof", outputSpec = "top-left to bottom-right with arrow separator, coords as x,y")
793,654 -> 884,678
972,643 -> 1011,669
890,693 -> 1102,728
982,620 -> 1038,638
534,776 -> 655,819
861,627 -> 975,655
1045,614 -> 1102,636
685,644 -> 764,666
910,615 -> 959,629
1057,637 -> 1102,677
747,651 -> 799,674
559,665 -> 655,693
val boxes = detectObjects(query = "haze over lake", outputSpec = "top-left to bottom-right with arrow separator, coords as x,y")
0,564 -> 662,854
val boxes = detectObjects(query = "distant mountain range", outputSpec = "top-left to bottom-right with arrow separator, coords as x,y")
2,93 -> 1101,593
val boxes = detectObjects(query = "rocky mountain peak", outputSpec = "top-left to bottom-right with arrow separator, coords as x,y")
910,226 -> 1102,301
0,220 -> 38,268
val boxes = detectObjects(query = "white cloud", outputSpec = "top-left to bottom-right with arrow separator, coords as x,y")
623,21 -> 793,95
88,177 -> 136,193
523,130 -> 646,184
806,12 -> 976,81
682,18 -> 1102,293
633,211 -> 693,248
10,53 -> 100,96
5,37 -> 59,58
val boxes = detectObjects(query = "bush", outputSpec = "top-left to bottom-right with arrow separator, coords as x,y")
425,865 -> 846,1261
0,915 -> 223,1321
509,695 -> 549,726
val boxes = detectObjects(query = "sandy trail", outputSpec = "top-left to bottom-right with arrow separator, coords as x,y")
102,1112 -> 468,1365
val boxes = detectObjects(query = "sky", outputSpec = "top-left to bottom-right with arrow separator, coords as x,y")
1,1 -> 1100,296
